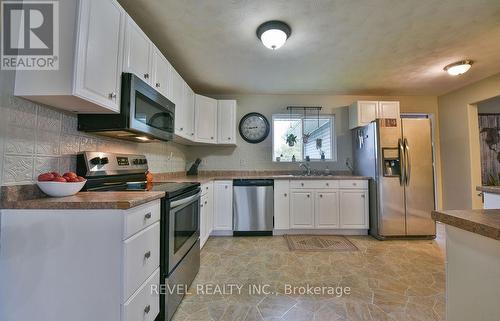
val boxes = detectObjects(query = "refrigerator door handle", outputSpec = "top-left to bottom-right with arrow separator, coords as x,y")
404,138 -> 411,186
398,138 -> 405,186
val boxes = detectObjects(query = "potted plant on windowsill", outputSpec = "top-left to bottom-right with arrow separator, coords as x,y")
286,133 -> 297,147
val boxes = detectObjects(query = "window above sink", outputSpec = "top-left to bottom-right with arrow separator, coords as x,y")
272,114 -> 336,162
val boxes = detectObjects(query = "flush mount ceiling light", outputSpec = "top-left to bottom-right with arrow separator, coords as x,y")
444,60 -> 473,76
256,20 -> 291,50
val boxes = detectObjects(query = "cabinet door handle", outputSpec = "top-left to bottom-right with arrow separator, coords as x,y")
191,133 -> 194,136
156,82 -> 161,88
225,185 -> 228,189
144,305 -> 151,314
180,127 -> 183,131
326,183 -> 329,186
301,183 -> 304,186
205,201 -> 208,205
144,212 -> 152,220
200,204 -> 204,208
320,194 -> 323,198
361,194 -> 365,198
210,136 -> 214,139
206,186 -> 209,190
306,194 -> 310,198
284,193 -> 287,197
144,73 -> 149,79
144,251 -> 151,259
108,92 -> 117,99
228,137 -> 231,140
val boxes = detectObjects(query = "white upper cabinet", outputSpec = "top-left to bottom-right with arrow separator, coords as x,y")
194,94 -> 218,144
15,0 -> 125,113
151,47 -> 172,100
176,82 -> 195,139
217,100 -> 237,145
123,16 -> 152,84
349,101 -> 400,129
378,101 -> 400,119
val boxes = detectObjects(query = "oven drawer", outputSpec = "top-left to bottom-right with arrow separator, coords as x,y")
122,268 -> 159,321
290,180 -> 339,189
338,180 -> 368,189
123,222 -> 160,301
124,200 -> 161,240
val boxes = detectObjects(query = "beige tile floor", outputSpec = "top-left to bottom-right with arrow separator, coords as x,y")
172,225 -> 445,321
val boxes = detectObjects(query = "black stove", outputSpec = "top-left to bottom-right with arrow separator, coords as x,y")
76,151 -> 199,198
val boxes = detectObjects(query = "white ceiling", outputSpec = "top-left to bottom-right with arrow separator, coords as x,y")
118,0 -> 500,96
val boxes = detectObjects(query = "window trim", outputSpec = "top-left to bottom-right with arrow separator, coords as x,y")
271,114 -> 337,162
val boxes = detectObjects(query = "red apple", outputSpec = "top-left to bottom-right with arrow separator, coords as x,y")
38,173 -> 55,181
51,171 -> 62,177
76,176 -> 85,182
52,176 -> 67,182
63,172 -> 77,179
67,177 -> 80,182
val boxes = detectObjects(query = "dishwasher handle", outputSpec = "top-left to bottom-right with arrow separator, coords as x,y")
233,179 -> 274,187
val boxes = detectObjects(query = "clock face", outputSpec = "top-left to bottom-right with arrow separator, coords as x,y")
239,113 -> 270,143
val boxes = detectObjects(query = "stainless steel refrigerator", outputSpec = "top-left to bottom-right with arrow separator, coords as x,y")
352,118 -> 436,239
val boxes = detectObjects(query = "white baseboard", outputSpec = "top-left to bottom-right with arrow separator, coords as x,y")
210,230 -> 233,236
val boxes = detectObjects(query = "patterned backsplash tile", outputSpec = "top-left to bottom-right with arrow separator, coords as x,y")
0,95 -> 188,186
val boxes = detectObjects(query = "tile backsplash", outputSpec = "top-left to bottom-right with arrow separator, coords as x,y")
0,92 -> 188,186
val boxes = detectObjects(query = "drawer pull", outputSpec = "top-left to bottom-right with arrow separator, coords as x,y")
200,204 -> 204,208
306,194 -> 310,198
301,183 -> 304,186
353,182 -> 357,186
144,212 -> 152,220
144,251 -> 151,259
205,201 -> 208,205
326,183 -> 329,186
206,186 -> 209,190
361,194 -> 365,198
320,194 -> 323,198
284,193 -> 287,197
144,305 -> 151,314
225,185 -> 228,189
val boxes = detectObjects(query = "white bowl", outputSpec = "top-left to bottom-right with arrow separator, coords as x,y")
37,180 -> 87,197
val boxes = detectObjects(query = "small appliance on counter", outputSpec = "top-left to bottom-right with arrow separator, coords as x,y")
77,152 -> 200,321
186,158 -> 202,176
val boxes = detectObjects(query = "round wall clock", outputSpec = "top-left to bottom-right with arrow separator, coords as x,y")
238,112 -> 270,143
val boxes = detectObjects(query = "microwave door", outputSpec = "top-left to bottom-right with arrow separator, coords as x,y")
128,74 -> 175,141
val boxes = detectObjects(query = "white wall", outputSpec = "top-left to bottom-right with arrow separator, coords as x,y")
0,70 -> 187,186
438,72 -> 500,209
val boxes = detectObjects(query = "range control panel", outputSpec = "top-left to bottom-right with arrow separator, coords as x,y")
77,152 -> 149,177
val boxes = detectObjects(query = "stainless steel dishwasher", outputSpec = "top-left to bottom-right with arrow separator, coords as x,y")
233,179 -> 274,236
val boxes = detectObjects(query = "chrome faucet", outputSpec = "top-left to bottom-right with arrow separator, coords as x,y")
299,162 -> 312,176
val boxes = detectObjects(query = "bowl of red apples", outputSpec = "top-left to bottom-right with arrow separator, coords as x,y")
36,171 -> 86,197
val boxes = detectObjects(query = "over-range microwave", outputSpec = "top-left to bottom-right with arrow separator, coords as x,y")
78,73 -> 175,142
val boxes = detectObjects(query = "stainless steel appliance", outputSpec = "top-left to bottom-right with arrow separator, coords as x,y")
352,118 -> 436,239
76,152 -> 200,321
77,73 -> 175,142
233,179 -> 274,236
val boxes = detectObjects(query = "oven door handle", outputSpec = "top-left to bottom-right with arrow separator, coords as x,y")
170,192 -> 201,208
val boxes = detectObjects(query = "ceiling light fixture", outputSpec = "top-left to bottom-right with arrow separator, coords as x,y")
444,60 -> 473,76
256,20 -> 291,50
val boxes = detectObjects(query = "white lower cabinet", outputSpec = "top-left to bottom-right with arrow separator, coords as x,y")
315,191 -> 340,228
0,199 -> 161,321
274,180 -> 290,230
275,179 -> 369,232
213,181 -> 233,233
339,190 -> 369,228
290,190 -> 315,228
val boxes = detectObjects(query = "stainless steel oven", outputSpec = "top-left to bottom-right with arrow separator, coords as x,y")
78,73 -> 175,142
162,186 -> 201,321
167,188 -> 200,273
